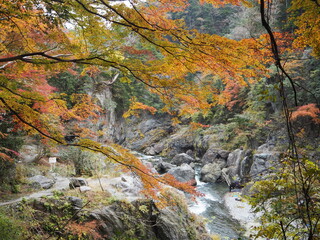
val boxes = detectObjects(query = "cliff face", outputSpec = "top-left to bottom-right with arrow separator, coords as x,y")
10,181 -> 211,240
112,112 -> 285,187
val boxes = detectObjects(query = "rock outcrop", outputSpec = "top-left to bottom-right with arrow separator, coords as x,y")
167,163 -> 196,185
69,177 -> 88,189
171,153 -> 195,166
201,148 -> 229,166
90,199 -> 211,240
122,114 -> 174,154
226,148 -> 245,179
249,152 -> 280,179
200,163 -> 222,183
28,175 -> 55,189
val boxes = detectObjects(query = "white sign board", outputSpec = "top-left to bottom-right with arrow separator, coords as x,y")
49,157 -> 57,164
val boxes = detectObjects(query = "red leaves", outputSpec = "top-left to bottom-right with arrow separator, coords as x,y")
0,147 -> 20,162
291,104 -> 320,124
122,46 -> 156,60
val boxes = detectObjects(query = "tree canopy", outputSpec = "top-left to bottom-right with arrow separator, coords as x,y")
1,0 -> 320,215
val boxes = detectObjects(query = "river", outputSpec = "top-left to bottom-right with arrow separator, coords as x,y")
189,166 -> 245,239
138,153 -> 245,240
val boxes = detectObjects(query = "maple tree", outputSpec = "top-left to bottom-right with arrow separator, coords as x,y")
0,0 -> 265,192
0,0 -> 319,213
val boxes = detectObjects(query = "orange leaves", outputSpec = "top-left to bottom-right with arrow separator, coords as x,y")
69,94 -> 102,120
0,0 -> 69,62
190,122 -> 211,130
178,94 -> 212,116
123,97 -> 157,118
67,220 -> 102,239
75,139 -> 199,206
81,66 -> 101,78
291,104 -> 320,124
200,0 -> 244,6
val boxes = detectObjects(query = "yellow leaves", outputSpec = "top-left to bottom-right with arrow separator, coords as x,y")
123,97 -> 157,118
120,76 -> 132,84
69,94 -> 102,120
290,0 -> 320,57
171,117 -> 181,126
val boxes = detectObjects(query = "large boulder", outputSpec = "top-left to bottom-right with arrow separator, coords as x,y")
226,149 -> 246,178
201,148 -> 229,166
69,177 -> 88,189
200,163 -> 222,183
28,175 -> 55,189
160,127 -> 195,158
167,164 -> 196,185
67,196 -> 83,210
90,199 -> 211,240
250,152 -> 280,179
155,161 -> 176,174
239,154 -> 254,181
171,153 -> 195,166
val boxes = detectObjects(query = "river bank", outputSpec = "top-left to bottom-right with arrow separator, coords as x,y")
224,191 -> 261,239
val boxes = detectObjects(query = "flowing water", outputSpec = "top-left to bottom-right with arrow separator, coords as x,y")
189,167 -> 244,239
137,153 -> 245,240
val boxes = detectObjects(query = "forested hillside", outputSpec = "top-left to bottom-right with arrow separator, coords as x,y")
0,0 -> 319,239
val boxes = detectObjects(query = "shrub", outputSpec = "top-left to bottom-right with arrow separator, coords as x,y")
0,213 -> 24,240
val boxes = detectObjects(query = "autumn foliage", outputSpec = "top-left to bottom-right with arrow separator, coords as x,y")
291,104 -> 320,124
0,0 -> 319,205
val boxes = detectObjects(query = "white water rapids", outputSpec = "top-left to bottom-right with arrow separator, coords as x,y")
137,153 -> 246,239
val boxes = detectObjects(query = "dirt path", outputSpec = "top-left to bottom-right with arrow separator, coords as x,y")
0,174 -> 142,207
0,176 -> 70,207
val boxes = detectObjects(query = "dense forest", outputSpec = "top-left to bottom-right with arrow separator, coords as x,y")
0,0 -> 319,239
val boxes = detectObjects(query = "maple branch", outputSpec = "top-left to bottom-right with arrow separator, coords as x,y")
1,11 -> 32,52
0,52 -> 102,65
0,97 -> 154,177
0,52 -> 47,62
0,62 -> 14,69
0,51 -> 176,97
98,0 -> 156,32
0,97 -> 65,145
0,85 -> 40,101
0,98 -> 193,194
129,1 -> 156,27
73,0 -> 155,32
73,0 -> 132,29
128,0 -> 171,32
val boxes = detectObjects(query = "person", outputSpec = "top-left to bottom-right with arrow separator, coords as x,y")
229,180 -> 243,192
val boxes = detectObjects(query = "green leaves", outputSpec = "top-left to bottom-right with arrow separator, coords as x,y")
247,156 -> 320,239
